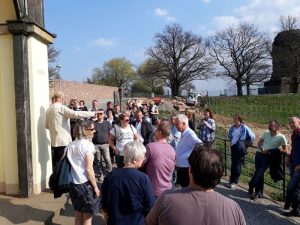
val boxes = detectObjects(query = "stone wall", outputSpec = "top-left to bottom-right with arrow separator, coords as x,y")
269,29 -> 300,93
49,80 -> 118,108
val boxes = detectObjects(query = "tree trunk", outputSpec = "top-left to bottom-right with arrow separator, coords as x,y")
171,83 -> 180,96
236,79 -> 243,96
246,84 -> 251,96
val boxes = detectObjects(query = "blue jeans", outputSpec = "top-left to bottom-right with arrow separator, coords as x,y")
249,152 -> 269,194
286,169 -> 300,213
229,144 -> 245,184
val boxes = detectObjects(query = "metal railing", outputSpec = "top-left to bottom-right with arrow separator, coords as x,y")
215,136 -> 288,200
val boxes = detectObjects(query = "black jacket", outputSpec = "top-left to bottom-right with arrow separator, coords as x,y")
268,149 -> 284,182
131,119 -> 153,145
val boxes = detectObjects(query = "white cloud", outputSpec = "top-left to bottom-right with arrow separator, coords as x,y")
154,8 -> 176,22
91,38 -> 117,47
213,16 -> 239,30
202,0 -> 211,3
166,16 -> 176,22
154,8 -> 168,17
212,0 -> 300,36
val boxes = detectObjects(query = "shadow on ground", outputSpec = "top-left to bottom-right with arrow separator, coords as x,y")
0,198 -> 53,224
216,181 -> 299,225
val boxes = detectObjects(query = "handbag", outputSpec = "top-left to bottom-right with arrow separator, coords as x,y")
49,149 -> 71,198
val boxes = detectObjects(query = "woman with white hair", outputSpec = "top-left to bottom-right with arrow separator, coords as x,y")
101,141 -> 155,225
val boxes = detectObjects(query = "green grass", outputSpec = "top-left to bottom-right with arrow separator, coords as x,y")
206,94 -> 300,126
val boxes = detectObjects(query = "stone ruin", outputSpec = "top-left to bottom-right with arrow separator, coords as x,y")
264,29 -> 300,94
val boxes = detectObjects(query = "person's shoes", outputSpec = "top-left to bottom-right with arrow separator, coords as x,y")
256,192 -> 263,198
226,182 -> 236,189
249,193 -> 257,200
283,210 -> 300,217
248,188 -> 254,196
284,202 -> 291,210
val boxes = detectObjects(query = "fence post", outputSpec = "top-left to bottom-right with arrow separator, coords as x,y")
224,139 -> 227,176
282,154 -> 286,201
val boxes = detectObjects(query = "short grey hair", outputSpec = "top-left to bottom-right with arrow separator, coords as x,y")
176,114 -> 189,125
124,141 -> 146,164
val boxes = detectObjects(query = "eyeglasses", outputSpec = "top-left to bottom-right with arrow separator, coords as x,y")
124,119 -> 130,122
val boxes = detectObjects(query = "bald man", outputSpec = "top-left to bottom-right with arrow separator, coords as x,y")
45,91 -> 97,169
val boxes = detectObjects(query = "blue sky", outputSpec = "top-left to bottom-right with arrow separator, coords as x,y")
44,0 -> 300,94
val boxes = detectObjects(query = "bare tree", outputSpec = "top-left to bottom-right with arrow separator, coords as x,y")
243,62 -> 272,95
137,59 -> 164,92
48,45 -> 62,79
209,23 -> 271,96
279,15 -> 299,31
147,23 -> 212,96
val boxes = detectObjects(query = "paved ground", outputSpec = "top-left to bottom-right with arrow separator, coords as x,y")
1,180 -> 300,225
216,180 -> 300,225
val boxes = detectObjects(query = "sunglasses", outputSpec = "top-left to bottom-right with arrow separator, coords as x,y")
85,128 -> 95,131
124,119 -> 130,122
98,113 -> 103,115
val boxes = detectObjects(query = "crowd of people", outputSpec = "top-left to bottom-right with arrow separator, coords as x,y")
45,91 -> 300,225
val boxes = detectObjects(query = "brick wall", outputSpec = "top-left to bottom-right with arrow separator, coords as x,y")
49,80 -> 118,109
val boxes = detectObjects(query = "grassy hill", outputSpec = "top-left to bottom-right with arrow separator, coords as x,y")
206,94 -> 300,127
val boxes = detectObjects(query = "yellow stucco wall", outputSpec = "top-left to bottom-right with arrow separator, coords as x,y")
0,0 -> 16,23
0,0 -> 18,194
27,36 -> 52,194
0,34 -> 19,194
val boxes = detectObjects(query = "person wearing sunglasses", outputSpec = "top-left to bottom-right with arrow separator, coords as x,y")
66,120 -> 100,225
109,112 -> 139,168
92,109 -> 112,180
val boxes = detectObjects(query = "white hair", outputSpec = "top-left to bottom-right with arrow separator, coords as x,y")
176,114 -> 189,125
124,141 -> 146,164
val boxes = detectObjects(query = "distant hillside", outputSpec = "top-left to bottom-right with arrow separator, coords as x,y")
207,94 -> 300,127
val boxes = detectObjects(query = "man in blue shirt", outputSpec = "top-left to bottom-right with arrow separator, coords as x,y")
169,114 -> 181,148
175,114 -> 202,187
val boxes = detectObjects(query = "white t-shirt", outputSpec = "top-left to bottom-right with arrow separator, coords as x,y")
110,125 -> 137,156
151,105 -> 158,113
136,122 -> 144,144
66,139 -> 95,184
231,127 -> 241,145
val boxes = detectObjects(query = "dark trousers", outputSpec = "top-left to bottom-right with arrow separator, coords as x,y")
51,146 -> 66,171
115,155 -> 125,168
229,144 -> 245,184
249,152 -> 269,194
286,170 -> 300,213
176,167 -> 189,187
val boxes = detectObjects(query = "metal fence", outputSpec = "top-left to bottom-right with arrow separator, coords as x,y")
215,136 -> 288,200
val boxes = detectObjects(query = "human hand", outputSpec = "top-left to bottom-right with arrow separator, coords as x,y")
114,147 -> 120,155
94,187 -> 100,197
261,149 -> 269,155
294,165 -> 300,172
